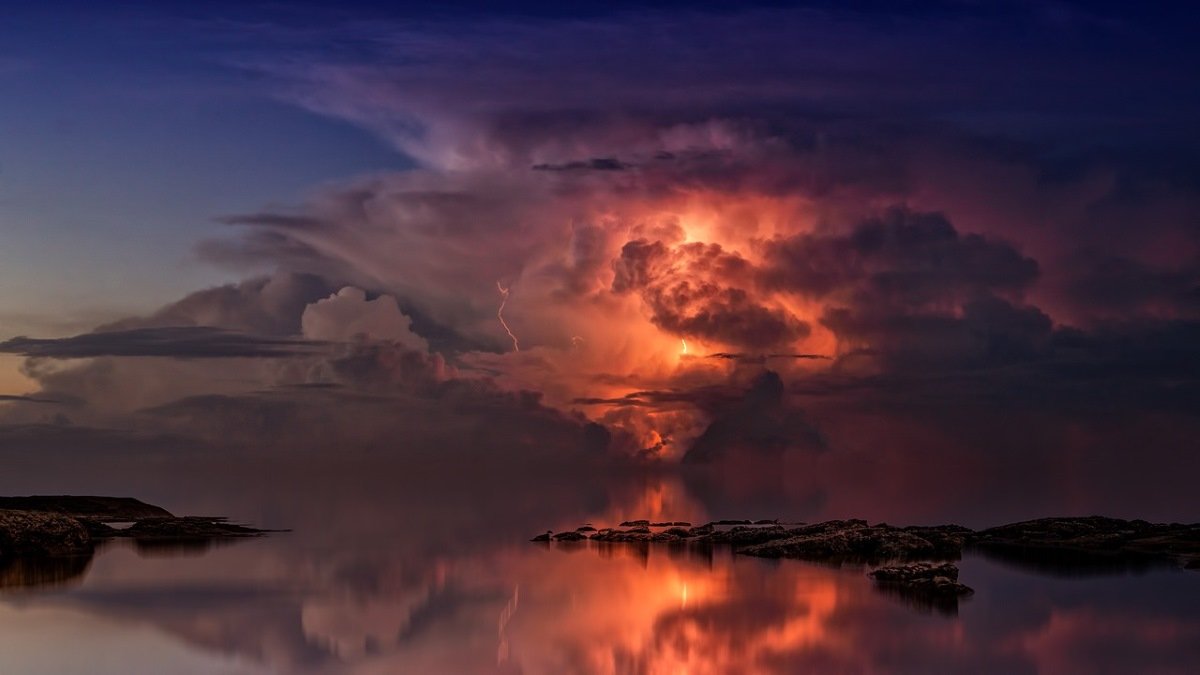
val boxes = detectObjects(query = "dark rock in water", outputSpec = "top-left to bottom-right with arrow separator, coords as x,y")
590,527 -> 663,543
870,562 -> 972,593
869,562 -> 973,616
650,521 -> 691,527
973,516 -> 1200,571
530,531 -> 552,542
0,510 -> 93,558
699,524 -> 790,546
753,519 -> 778,525
738,520 -> 967,562
529,515 -> 1200,573
120,517 -> 268,542
0,496 -> 172,521
0,496 -> 274,592
552,531 -> 588,542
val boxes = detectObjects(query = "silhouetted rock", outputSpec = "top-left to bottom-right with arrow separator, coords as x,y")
650,521 -> 691,527
0,496 -> 172,521
753,519 -> 778,525
619,520 -> 650,527
973,516 -> 1200,570
0,496 -> 273,593
869,562 -> 972,593
552,531 -> 588,542
687,524 -> 714,537
2,496 -> 271,559
869,562 -> 973,616
590,527 -> 667,543
739,520 -> 967,562
0,510 -> 93,558
530,531 -> 551,542
698,524 -> 790,546
663,527 -> 692,537
576,525 -> 597,532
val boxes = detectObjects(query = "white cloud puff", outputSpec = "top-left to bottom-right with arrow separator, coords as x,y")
301,287 -> 428,351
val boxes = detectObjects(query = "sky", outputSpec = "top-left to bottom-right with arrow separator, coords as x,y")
0,1 -> 1197,518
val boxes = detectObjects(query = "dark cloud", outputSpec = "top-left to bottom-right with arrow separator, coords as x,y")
0,394 -> 65,404
102,272 -> 336,337
820,297 -> 1053,370
0,327 -> 326,359
683,370 -> 824,464
760,209 -> 1039,304
707,352 -> 831,362
1063,256 -> 1200,320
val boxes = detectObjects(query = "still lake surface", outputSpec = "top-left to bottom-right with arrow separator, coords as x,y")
1,451 -> 1197,674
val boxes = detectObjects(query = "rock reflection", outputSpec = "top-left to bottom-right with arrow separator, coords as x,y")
0,466 -> 1197,673
0,554 -> 92,591
973,543 -> 1175,578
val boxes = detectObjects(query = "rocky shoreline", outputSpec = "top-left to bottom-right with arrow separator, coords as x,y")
532,516 -> 1200,613
0,495 -> 275,589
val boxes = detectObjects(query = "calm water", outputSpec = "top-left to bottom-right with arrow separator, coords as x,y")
1,452 -> 1198,674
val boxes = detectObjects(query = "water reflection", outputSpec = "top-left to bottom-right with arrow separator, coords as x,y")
0,555 -> 92,591
0,458 -> 1198,673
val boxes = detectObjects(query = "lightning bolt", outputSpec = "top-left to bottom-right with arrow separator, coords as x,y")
496,281 -> 520,352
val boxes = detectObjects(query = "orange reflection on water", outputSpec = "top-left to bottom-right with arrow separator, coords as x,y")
504,541 -> 848,675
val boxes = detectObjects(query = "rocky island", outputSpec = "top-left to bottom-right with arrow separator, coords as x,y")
0,495 -> 274,590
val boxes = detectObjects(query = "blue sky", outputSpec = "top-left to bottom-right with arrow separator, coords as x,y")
0,3 -> 411,335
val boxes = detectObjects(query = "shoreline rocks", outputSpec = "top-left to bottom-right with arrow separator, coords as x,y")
971,516 -> 1200,571
739,522 -> 969,563
0,510 -> 94,559
1,495 -> 274,571
530,515 -> 1199,612
531,516 -> 1199,570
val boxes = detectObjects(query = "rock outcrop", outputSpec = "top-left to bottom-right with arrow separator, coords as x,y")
0,510 -> 93,559
0,494 -> 274,590
738,521 -> 968,562
869,562 -> 973,595
972,516 -> 1200,571
868,562 -> 973,615
0,496 -> 172,521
